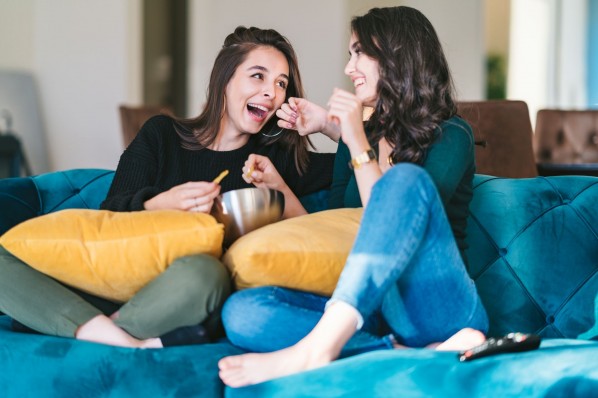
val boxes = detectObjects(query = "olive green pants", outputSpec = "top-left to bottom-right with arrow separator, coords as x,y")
0,246 -> 231,339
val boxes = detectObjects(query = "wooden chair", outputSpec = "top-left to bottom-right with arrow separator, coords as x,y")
118,105 -> 172,148
457,100 -> 538,178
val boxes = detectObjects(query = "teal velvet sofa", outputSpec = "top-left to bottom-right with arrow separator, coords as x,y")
0,169 -> 597,397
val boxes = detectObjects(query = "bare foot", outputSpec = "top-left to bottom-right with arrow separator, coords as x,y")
434,328 -> 486,351
219,343 -> 333,387
76,315 -> 162,348
219,300 -> 359,387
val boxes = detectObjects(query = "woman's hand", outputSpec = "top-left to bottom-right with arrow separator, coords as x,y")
144,181 -> 221,213
243,154 -> 308,219
328,88 -> 382,208
277,97 -> 340,142
243,154 -> 288,192
327,88 -> 369,151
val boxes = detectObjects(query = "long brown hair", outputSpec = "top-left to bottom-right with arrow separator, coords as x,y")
352,6 -> 457,165
174,26 -> 312,173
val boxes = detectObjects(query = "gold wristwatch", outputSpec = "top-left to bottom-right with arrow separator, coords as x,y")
349,148 -> 377,169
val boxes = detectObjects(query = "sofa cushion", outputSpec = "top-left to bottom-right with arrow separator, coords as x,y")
0,315 -> 242,396
0,209 -> 224,302
223,208 -> 362,296
226,338 -> 598,397
0,168 -> 114,236
466,175 -> 598,339
0,176 -> 39,235
33,168 -> 114,214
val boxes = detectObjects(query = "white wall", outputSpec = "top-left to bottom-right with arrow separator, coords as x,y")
0,0 -> 36,69
401,0 -> 485,101
0,0 -> 141,172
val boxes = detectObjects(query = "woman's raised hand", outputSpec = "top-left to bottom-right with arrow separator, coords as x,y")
144,181 -> 221,213
327,88 -> 369,151
243,154 -> 288,192
277,97 -> 340,142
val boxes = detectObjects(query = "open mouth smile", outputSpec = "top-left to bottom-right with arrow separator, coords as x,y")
247,103 -> 271,121
353,78 -> 366,88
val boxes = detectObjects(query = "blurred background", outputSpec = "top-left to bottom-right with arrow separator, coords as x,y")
0,0 -> 596,174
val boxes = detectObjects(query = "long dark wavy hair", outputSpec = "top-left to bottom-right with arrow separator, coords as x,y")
352,6 -> 457,165
174,26 -> 312,173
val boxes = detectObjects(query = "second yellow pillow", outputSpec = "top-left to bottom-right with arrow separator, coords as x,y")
223,208 -> 363,296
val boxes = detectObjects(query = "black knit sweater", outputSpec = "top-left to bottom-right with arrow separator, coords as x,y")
101,115 -> 334,211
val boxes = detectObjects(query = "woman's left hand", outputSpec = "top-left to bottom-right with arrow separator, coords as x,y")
327,88 -> 369,151
243,154 -> 289,192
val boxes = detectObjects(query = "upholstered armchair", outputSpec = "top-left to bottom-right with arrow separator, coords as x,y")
457,100 -> 538,178
534,109 -> 598,176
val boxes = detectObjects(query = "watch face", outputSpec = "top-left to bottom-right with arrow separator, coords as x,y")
350,148 -> 377,169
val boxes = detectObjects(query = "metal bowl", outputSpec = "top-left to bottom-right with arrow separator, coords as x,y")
211,187 -> 284,247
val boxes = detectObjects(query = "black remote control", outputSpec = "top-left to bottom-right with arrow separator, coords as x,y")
458,332 -> 541,362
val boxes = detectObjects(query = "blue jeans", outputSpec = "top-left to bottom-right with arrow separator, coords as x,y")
223,286 -> 395,356
223,164 -> 488,352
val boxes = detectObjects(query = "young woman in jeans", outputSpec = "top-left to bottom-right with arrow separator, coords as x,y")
218,6 -> 489,387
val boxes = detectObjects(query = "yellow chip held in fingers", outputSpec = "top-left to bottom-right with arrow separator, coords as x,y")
245,165 -> 254,178
213,170 -> 229,184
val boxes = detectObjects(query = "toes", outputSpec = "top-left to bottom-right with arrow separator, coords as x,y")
220,370 -> 251,388
218,355 -> 243,370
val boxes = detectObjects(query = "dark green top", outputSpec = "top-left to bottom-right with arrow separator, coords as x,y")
328,116 -> 475,258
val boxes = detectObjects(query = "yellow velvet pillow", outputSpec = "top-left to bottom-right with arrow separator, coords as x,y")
0,209 -> 224,302
222,208 -> 363,296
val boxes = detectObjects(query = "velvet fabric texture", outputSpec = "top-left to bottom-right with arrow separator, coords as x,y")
227,339 -> 598,397
466,175 -> 598,339
0,176 -> 38,235
0,316 -> 243,397
0,169 -> 597,397
0,168 -> 115,235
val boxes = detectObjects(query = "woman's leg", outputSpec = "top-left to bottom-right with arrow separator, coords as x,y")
0,246 -> 153,347
222,286 -> 393,354
114,254 -> 231,340
333,164 -> 488,346
219,164 -> 486,386
0,245 -> 104,337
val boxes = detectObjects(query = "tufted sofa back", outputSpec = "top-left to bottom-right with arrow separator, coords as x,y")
0,169 -> 113,235
466,175 -> 598,339
535,109 -> 598,165
0,169 -> 597,340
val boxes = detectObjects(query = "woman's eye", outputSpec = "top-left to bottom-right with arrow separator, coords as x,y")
277,81 -> 287,89
251,73 -> 264,80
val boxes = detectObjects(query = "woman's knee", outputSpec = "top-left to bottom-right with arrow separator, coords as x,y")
167,254 -> 231,305
376,163 -> 437,201
222,287 -> 277,330
222,287 -> 277,348
383,163 -> 431,186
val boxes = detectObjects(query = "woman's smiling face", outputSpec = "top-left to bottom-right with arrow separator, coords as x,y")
344,33 -> 380,107
223,46 -> 289,135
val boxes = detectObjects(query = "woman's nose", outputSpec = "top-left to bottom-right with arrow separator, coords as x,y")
344,59 -> 355,76
262,83 -> 275,98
